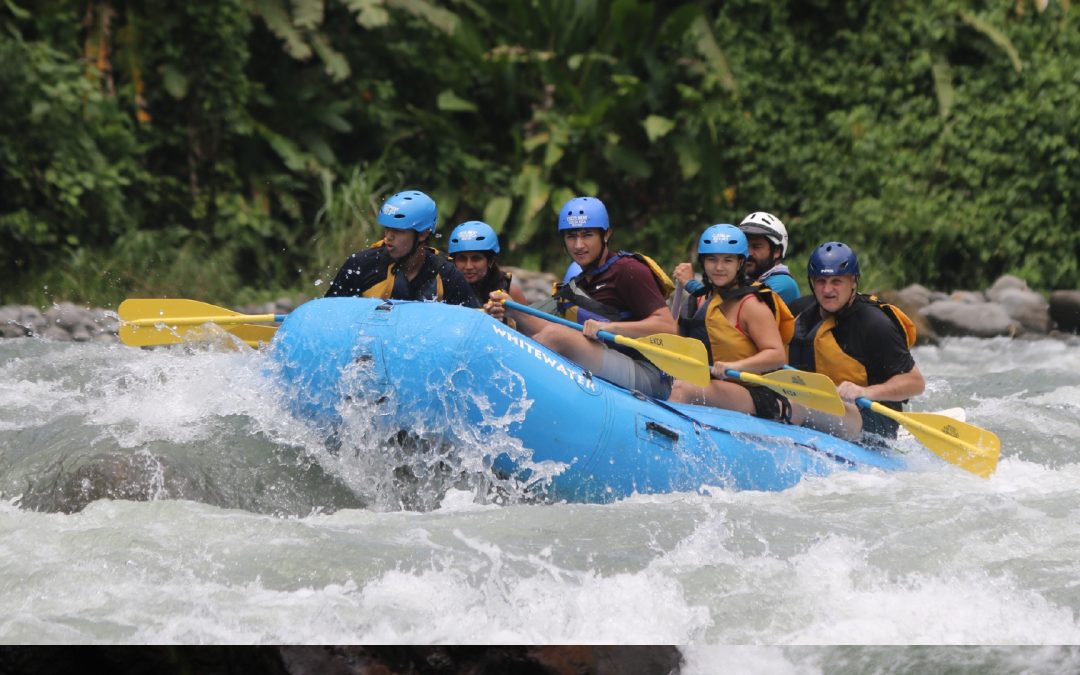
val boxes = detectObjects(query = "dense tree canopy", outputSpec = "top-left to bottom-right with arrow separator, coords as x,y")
2,0 -> 1077,306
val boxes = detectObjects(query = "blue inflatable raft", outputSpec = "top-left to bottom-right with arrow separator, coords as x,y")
270,297 -> 906,503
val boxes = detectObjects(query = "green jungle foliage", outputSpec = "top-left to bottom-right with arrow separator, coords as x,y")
1,0 -> 1077,307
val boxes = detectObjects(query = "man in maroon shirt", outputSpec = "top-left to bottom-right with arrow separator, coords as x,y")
487,196 -> 676,397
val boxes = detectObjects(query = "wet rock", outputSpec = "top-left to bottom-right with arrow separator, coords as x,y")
948,290 -> 986,304
890,284 -> 934,312
1050,290 -> 1080,333
41,325 -> 74,341
876,287 -> 938,346
986,274 -> 1031,302
505,267 -> 558,306
0,305 -> 44,337
19,306 -> 47,335
921,300 -> 1020,338
0,307 -> 29,337
44,302 -> 88,330
90,308 -> 120,336
236,295 -> 311,317
70,323 -> 94,341
997,288 -> 1052,333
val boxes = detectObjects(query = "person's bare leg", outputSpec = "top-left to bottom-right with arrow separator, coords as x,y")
790,401 -> 863,440
669,379 -> 755,415
532,324 -> 606,372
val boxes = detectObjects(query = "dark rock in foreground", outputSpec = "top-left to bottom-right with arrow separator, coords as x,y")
1050,290 -> 1080,334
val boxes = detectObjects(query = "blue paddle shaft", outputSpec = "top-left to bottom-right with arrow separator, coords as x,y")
503,300 -> 618,344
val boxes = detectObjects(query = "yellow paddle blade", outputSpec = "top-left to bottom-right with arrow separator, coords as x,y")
119,298 -> 280,327
118,298 -> 281,347
614,333 -> 711,387
895,409 -> 1001,478
119,321 -> 277,348
740,369 -> 847,417
119,298 -> 240,322
223,323 -> 279,346
869,402 -> 1001,478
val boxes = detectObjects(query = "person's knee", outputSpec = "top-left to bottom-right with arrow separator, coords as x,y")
536,325 -> 583,354
533,325 -> 564,350
668,380 -> 698,404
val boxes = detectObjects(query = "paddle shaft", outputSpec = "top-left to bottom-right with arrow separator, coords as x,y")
724,368 -> 847,417
670,281 -> 684,320
503,299 -> 711,386
504,300 -> 622,344
728,369 -> 819,397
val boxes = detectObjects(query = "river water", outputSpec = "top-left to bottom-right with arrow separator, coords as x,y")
1,333 -> 1078,668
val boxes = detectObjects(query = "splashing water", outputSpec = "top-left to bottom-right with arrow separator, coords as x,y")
1,334 -> 1079,659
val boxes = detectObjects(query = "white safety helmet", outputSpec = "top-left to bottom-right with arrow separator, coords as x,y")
738,211 -> 789,258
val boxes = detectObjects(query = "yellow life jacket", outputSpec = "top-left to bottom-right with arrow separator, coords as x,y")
361,267 -> 445,301
679,283 -> 794,364
362,240 -> 445,301
796,294 -> 917,387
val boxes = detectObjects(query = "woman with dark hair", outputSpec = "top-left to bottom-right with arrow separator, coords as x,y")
447,221 -> 527,307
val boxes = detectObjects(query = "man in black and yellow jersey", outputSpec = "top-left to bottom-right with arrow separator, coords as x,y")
324,189 -> 478,307
788,241 -> 925,442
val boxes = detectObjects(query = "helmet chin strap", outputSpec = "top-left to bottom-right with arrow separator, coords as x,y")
718,259 -> 749,299
584,237 -> 609,271
391,231 -> 428,267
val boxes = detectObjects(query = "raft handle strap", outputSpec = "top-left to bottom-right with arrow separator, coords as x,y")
645,421 -> 680,442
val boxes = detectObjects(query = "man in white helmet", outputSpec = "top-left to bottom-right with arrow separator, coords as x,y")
738,211 -> 801,307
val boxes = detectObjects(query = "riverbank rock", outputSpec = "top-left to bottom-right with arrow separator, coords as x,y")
985,274 -> 1030,302
916,274 -> 1069,338
876,285 -> 939,346
0,273 -> 1070,343
1050,290 -> 1080,334
235,295 -> 312,317
505,266 -> 558,305
998,288 -> 1053,333
920,299 -> 1020,338
0,305 -> 45,338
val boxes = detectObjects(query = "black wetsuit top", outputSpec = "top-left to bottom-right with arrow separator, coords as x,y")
324,247 -> 479,307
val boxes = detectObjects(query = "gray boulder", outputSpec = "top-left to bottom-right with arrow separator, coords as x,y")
44,302 -> 89,330
948,290 -> 986,304
1050,290 -> 1080,333
18,306 -> 46,335
876,287 -> 938,345
921,300 -> 1020,337
0,305 -> 46,337
892,284 -> 934,313
986,274 -> 1030,302
997,288 -> 1052,333
42,325 -> 74,341
0,307 -> 28,338
506,266 -> 558,306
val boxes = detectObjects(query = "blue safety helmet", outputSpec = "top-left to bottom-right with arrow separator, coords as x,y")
807,241 -> 860,278
697,224 -> 748,257
377,190 -> 438,234
448,221 -> 500,255
558,196 -> 609,232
